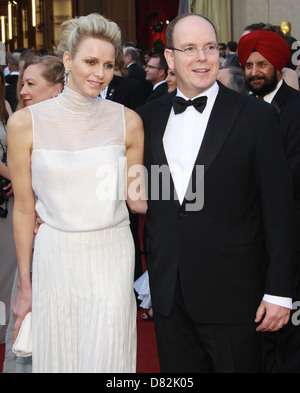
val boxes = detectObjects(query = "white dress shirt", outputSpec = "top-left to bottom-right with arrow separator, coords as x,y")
262,79 -> 283,104
163,82 -> 219,203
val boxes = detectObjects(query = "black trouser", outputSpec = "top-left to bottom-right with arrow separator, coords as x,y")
153,277 -> 264,373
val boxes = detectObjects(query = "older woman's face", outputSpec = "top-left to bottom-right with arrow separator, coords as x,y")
64,36 -> 115,98
20,63 -> 60,106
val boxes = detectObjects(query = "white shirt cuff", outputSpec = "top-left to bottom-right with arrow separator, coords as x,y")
263,294 -> 293,309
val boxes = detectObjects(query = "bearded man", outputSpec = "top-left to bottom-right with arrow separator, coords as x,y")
239,29 -> 300,373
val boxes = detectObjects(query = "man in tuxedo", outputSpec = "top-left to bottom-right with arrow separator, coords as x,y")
123,47 -> 153,101
5,52 -> 20,85
5,52 -> 20,112
136,14 -> 296,373
239,29 -> 300,373
145,54 -> 168,102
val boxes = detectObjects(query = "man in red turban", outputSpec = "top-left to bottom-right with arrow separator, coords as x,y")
238,30 -> 291,97
239,28 -> 300,374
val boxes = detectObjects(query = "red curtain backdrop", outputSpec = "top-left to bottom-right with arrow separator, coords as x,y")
137,0 -> 180,50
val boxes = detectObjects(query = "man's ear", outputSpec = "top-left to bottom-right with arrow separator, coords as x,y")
164,48 -> 175,70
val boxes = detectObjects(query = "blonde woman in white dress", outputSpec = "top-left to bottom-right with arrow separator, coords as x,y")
7,14 -> 147,373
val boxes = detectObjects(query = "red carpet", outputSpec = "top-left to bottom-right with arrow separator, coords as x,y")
0,344 -> 4,373
137,309 -> 160,373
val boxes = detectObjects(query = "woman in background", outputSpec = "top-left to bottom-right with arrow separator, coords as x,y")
3,55 -> 64,373
166,69 -> 177,93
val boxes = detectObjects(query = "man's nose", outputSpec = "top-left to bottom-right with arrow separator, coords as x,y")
251,64 -> 260,76
195,48 -> 207,61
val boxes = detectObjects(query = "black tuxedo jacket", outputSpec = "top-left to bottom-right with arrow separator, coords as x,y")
5,73 -> 18,85
106,74 -> 145,110
5,83 -> 17,112
146,81 -> 168,103
137,83 -> 296,324
272,81 -> 300,252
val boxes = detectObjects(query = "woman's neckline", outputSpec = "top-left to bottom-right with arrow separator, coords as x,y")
56,86 -> 100,113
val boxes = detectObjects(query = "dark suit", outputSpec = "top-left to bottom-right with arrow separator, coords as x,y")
106,74 -> 144,109
127,63 -> 153,101
5,73 -> 18,85
137,83 -> 296,372
146,81 -> 168,103
5,83 -> 18,112
264,80 -> 300,373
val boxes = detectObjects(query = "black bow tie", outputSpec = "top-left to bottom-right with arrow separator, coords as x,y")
172,96 -> 208,115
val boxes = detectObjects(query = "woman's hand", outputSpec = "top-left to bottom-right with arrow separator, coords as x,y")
12,286 -> 32,341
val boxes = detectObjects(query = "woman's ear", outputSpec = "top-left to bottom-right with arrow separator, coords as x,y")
63,51 -> 71,71
52,83 -> 63,97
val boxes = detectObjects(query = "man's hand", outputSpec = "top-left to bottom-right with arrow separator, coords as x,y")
255,300 -> 290,332
33,212 -> 44,236
3,182 -> 13,196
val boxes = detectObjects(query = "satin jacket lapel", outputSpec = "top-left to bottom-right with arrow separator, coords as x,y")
150,92 -> 180,207
271,81 -> 288,115
183,83 -> 246,206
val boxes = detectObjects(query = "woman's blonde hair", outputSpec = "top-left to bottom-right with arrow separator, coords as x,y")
17,55 -> 65,109
58,13 -> 122,59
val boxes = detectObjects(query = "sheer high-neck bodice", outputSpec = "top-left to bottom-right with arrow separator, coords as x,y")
31,87 -> 125,151
29,87 -> 129,232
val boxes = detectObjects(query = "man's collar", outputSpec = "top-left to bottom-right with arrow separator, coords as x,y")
153,80 -> 166,90
176,81 -> 219,101
261,79 -> 283,104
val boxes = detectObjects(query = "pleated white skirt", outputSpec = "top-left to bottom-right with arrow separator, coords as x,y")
32,224 -> 136,373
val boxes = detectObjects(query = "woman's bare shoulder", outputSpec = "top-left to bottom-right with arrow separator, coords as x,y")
7,108 -> 33,147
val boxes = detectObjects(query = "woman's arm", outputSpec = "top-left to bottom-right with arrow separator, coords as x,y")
7,108 -> 35,339
124,107 -> 148,214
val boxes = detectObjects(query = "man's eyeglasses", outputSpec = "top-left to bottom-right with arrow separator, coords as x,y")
169,44 -> 219,56
145,64 -> 164,70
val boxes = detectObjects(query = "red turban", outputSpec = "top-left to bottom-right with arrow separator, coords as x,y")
238,30 -> 291,71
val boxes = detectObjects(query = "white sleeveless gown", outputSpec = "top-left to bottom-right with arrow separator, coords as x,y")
29,87 -> 136,373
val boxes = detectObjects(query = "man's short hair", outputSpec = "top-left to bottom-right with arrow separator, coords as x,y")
166,13 -> 218,49
150,54 -> 168,77
124,47 -> 140,62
